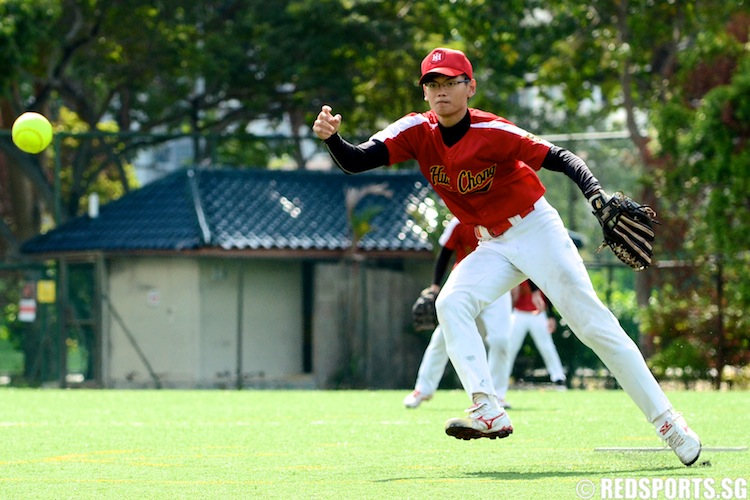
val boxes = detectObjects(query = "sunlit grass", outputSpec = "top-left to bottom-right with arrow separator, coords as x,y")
0,389 -> 747,499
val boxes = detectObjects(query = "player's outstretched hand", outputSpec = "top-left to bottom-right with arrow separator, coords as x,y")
312,105 -> 342,140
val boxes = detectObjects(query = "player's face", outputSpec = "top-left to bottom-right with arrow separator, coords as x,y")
423,75 -> 475,125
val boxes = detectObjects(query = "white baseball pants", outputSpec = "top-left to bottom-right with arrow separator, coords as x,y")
413,292 -> 512,397
435,197 -> 672,422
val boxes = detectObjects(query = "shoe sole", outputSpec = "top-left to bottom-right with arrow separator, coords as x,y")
682,443 -> 702,467
445,424 -> 513,440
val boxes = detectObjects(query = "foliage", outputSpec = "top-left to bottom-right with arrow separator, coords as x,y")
405,192 -> 451,255
648,331 -> 713,385
646,11 -> 750,385
530,1 -> 750,383
0,277 -> 21,348
544,266 -> 640,380
641,260 -> 750,385
54,107 -> 141,217
0,0 -> 748,383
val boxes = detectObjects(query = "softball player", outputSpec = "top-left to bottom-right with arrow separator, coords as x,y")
312,47 -> 701,466
494,280 -> 567,406
404,217 -> 512,409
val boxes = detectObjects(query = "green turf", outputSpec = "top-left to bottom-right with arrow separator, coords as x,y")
0,389 -> 747,499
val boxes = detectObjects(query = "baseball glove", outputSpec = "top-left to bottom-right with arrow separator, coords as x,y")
412,288 -> 438,332
590,190 -> 659,271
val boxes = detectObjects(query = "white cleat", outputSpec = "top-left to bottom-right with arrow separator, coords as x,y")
656,412 -> 701,466
403,390 -> 432,409
445,402 -> 513,440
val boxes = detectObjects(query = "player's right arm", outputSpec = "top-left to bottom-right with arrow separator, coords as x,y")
431,245 -> 454,292
312,105 -> 389,174
430,218 -> 461,292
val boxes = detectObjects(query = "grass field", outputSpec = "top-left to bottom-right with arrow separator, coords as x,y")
0,389 -> 747,499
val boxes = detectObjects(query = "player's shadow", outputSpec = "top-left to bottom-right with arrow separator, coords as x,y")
466,465 -> 688,480
372,465 -> 688,484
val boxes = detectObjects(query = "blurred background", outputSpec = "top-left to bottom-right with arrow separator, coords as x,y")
0,0 -> 747,391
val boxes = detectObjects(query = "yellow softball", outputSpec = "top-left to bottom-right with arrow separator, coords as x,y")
12,112 -> 53,154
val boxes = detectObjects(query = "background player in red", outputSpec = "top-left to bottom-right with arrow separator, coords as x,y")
312,47 -> 701,466
404,216 -> 512,409
495,280 -> 567,408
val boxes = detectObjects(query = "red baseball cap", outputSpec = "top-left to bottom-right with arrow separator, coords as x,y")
419,47 -> 473,85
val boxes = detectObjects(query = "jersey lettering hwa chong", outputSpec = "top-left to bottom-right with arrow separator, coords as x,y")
457,165 -> 495,194
430,164 -> 497,194
429,165 -> 451,188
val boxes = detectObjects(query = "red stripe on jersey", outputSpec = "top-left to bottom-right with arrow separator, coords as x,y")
374,109 -> 550,228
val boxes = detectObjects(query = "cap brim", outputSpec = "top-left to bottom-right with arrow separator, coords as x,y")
419,68 -> 465,85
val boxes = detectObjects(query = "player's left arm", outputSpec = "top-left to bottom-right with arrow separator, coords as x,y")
542,145 -> 658,270
541,146 -> 602,199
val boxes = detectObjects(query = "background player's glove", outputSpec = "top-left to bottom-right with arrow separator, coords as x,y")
411,288 -> 438,331
590,190 -> 658,271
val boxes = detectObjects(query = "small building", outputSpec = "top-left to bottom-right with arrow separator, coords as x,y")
21,167 -> 438,389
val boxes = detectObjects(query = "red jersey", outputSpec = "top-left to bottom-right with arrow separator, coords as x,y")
438,218 -> 477,265
513,280 -> 544,313
371,108 -> 551,228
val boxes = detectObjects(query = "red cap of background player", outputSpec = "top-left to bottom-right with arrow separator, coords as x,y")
419,48 -> 473,85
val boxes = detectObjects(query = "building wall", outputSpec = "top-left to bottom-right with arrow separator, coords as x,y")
197,258 -> 304,388
198,259 -> 241,387
105,256 -> 305,388
106,257 -> 202,387
312,260 -> 433,389
103,255 -> 431,389
234,259 -> 303,384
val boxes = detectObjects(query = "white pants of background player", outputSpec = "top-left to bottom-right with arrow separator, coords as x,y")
412,292 -> 512,398
494,309 -> 566,401
436,196 -> 671,423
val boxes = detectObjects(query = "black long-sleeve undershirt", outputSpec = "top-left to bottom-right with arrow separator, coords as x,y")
322,130 -> 601,199
432,246 -> 454,287
323,134 -> 387,173
542,146 -> 602,199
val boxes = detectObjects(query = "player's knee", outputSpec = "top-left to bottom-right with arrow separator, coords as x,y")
567,319 -> 602,346
433,291 -> 452,319
435,289 -> 476,323
485,334 -> 509,353
573,318 -> 639,355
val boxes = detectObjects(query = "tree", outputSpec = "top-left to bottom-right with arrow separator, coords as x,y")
6,0 -> 746,384
1,0 -> 460,258
533,1 -> 750,383
646,13 -> 750,387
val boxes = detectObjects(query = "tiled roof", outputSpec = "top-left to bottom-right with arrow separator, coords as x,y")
21,167 -> 437,254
